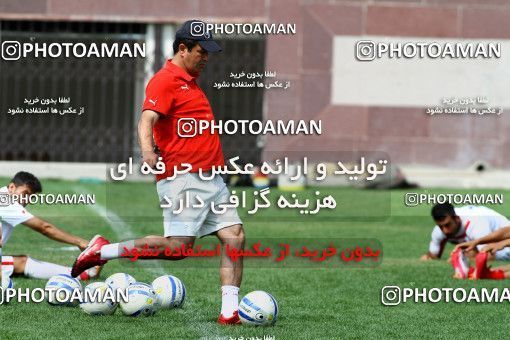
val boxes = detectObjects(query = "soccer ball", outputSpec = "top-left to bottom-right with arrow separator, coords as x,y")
80,282 -> 118,315
45,274 -> 82,306
120,282 -> 159,316
105,273 -> 136,293
238,291 -> 278,326
151,275 -> 186,309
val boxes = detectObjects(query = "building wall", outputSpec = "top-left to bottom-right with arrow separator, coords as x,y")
1,0 -> 508,168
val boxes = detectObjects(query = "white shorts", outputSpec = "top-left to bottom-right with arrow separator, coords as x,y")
156,173 -> 242,238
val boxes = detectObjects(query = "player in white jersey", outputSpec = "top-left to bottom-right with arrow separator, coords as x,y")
1,171 -> 99,285
420,203 -> 510,280
421,203 -> 510,261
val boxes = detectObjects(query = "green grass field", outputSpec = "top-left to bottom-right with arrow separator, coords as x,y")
1,178 -> 509,339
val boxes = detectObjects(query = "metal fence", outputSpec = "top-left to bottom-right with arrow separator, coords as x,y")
198,37 -> 265,166
0,20 -> 146,162
0,20 -> 265,165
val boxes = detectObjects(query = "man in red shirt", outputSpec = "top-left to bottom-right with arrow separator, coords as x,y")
71,20 -> 245,324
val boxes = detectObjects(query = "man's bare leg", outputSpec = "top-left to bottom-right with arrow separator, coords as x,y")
100,236 -> 195,261
9,255 -> 98,280
215,224 -> 245,318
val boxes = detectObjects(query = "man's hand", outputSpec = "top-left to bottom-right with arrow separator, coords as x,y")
420,254 -> 434,261
142,150 -> 159,169
78,239 -> 89,251
480,241 -> 507,255
420,252 -> 440,261
452,240 -> 478,254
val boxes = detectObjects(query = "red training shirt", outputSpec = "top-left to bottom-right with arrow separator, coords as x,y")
142,59 -> 225,181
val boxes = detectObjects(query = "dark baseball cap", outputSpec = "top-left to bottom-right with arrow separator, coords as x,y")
175,20 -> 222,53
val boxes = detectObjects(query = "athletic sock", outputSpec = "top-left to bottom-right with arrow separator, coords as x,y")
221,285 -> 239,318
100,240 -> 135,260
24,257 -> 72,279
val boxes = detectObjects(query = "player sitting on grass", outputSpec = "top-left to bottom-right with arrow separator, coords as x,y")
1,171 -> 99,281
453,226 -> 510,280
420,203 -> 510,279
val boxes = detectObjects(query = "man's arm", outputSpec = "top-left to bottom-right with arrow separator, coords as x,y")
480,239 -> 510,255
22,217 -> 88,250
420,252 -> 440,261
138,110 -> 160,168
454,226 -> 510,253
421,227 -> 446,261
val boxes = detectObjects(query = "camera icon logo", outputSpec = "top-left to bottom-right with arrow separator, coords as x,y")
404,193 -> 419,207
0,193 -> 11,207
1,41 -> 21,61
177,118 -> 197,138
190,21 -> 205,37
381,286 -> 401,306
356,40 -> 376,61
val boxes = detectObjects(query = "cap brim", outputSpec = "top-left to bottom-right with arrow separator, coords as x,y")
198,40 -> 222,53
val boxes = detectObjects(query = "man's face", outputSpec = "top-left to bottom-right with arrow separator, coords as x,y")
436,215 -> 461,237
7,183 -> 33,207
181,44 -> 209,76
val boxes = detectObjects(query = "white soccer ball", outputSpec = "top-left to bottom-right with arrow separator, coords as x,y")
238,291 -> 278,326
105,273 -> 136,293
120,282 -> 159,316
45,274 -> 82,306
151,275 -> 186,309
80,282 -> 118,315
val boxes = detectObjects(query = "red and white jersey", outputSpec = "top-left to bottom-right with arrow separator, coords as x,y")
142,60 -> 225,181
429,205 -> 510,258
0,186 -> 33,246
